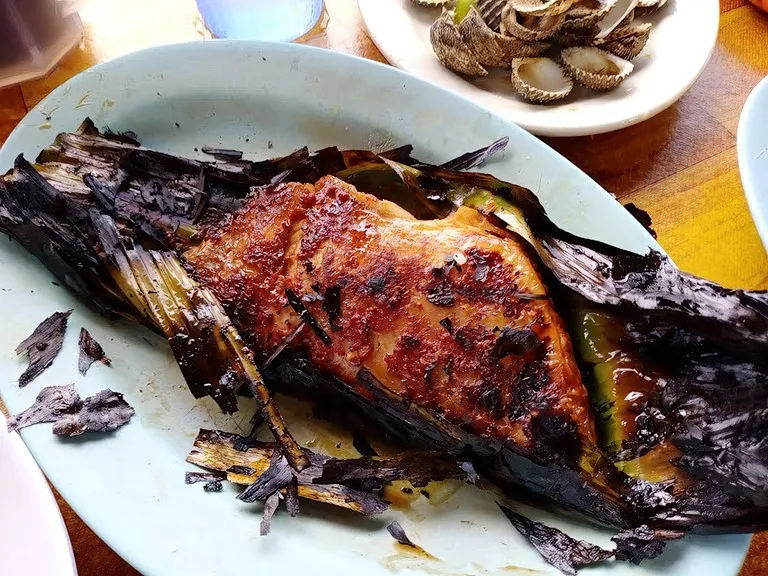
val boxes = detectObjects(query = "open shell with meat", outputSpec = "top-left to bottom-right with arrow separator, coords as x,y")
510,56 -> 574,102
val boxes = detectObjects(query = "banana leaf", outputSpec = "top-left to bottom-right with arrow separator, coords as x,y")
0,151 -> 308,469
187,428 -> 387,515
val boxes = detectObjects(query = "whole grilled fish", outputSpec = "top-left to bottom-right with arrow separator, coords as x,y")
2,120 -> 767,534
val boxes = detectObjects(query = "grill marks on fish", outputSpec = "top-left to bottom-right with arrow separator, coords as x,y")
185,176 -> 593,452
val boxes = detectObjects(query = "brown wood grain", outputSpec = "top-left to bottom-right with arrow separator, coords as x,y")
0,0 -> 766,575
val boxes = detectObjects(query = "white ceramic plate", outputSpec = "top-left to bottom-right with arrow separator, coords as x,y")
738,74 -> 768,252
357,0 -> 719,137
0,412 -> 77,576
0,41 -> 751,576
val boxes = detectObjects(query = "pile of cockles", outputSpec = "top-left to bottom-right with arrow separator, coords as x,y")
417,0 -> 669,103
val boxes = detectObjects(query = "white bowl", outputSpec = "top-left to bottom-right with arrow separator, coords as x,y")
737,74 -> 768,252
0,412 -> 77,576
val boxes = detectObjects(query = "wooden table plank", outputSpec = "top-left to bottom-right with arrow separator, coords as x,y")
698,6 -> 768,134
741,533 -> 768,576
624,147 -> 768,288
722,0 -> 749,11
544,94 -> 735,199
0,1 -> 767,575
0,86 -> 27,121
304,0 -> 388,63
55,488 -> 140,576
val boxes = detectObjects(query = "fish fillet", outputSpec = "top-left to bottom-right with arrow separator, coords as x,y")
186,176 -> 595,453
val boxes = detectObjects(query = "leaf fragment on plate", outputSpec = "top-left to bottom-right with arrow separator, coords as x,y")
51,389 -> 135,437
285,477 -> 300,517
612,525 -> 682,564
260,491 -> 281,536
386,520 -> 416,548
15,310 -> 72,387
237,447 -> 293,503
8,385 -> 134,437
6,384 -> 81,432
78,327 -> 111,375
498,504 -> 613,575
187,429 -> 388,516
186,471 -> 224,492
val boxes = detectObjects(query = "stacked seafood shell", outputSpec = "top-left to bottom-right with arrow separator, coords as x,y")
424,0 -> 669,104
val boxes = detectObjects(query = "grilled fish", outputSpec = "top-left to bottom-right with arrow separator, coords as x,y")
186,176 -> 594,454
2,121 -> 768,535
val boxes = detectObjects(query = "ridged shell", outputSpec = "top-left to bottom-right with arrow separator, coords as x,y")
595,0 -> 639,39
430,10 -> 488,76
500,4 -> 566,41
554,25 -> 600,47
409,0 -> 455,6
567,0 -> 610,18
457,6 -> 509,67
597,22 -> 651,60
477,0 -> 508,31
510,57 -> 574,103
636,0 -> 667,16
497,34 -> 552,57
560,46 -> 634,90
507,0 -> 578,17
618,7 -> 635,26
562,0 -> 613,31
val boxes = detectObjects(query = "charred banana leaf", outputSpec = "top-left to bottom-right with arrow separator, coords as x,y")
186,428 -> 419,516
266,355 -> 631,528
571,297 -> 768,529
0,150 -> 308,470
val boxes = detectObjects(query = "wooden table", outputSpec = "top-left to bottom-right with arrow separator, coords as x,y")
0,0 -> 766,574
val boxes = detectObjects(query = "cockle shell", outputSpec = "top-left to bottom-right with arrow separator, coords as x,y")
409,0 -> 455,6
506,0 -> 579,17
562,0 -> 613,30
554,25 -> 600,47
496,34 -> 552,59
618,7 -> 635,25
430,7 -> 550,75
477,0 -> 508,31
500,4 -> 567,41
510,57 -> 574,102
458,6 -> 510,67
560,46 -> 634,90
636,0 -> 668,16
595,0 -> 639,39
430,9 -> 488,76
428,0 -> 660,98
461,7 -> 551,66
596,22 -> 651,60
